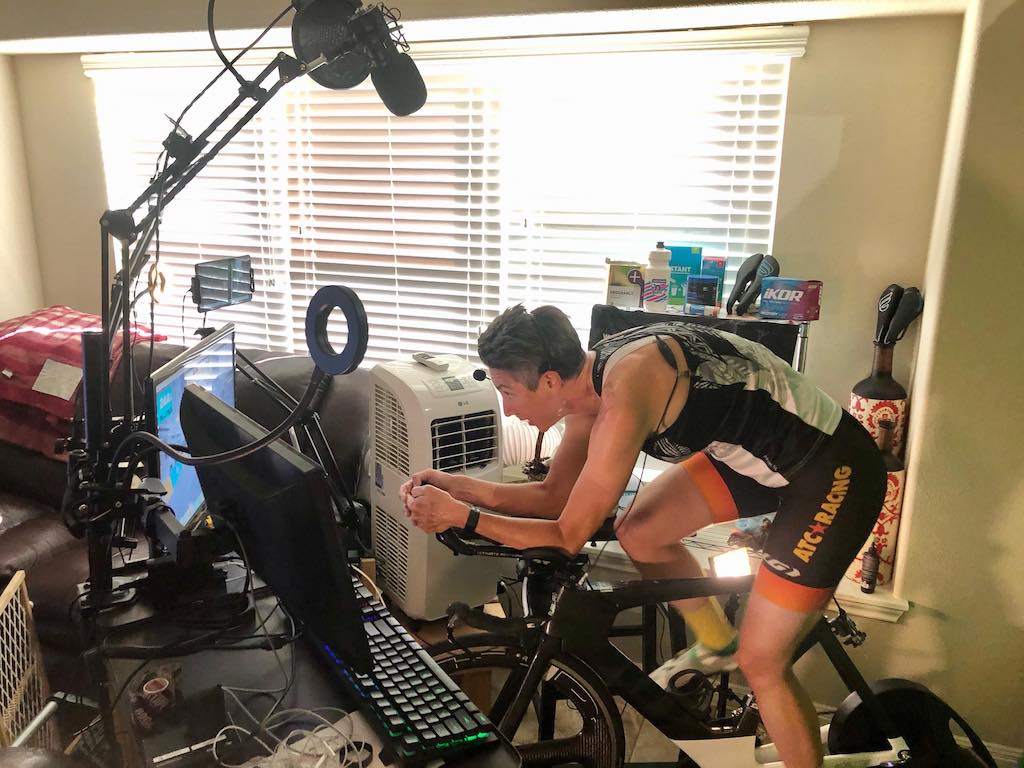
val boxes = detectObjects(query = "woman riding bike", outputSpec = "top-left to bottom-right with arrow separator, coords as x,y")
401,303 -> 885,768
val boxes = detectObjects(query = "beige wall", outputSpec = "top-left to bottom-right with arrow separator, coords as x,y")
775,16 -> 958,401
0,55 -> 43,316
786,5 -> 1024,751
13,55 -> 108,313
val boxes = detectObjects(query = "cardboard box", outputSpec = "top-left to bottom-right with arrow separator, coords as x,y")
606,261 -> 646,309
759,277 -> 822,321
699,255 -> 727,308
666,245 -> 702,310
684,275 -> 720,316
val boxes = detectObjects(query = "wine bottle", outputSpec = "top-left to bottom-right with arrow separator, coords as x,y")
860,539 -> 881,594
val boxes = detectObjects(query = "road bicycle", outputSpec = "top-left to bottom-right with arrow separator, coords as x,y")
426,529 -> 993,768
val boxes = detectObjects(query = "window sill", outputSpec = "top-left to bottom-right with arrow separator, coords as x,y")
833,580 -> 909,623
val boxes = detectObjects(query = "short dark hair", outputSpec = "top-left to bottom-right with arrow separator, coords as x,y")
477,304 -> 585,390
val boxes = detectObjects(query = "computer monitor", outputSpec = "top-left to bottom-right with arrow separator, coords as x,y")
146,324 -> 236,534
179,383 -> 373,673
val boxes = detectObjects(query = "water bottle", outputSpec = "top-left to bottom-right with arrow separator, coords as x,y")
643,241 -> 671,313
860,539 -> 881,594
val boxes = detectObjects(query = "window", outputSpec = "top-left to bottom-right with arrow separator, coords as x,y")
85,25 -> 805,363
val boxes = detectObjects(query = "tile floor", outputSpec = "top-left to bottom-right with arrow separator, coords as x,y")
619,700 -> 680,764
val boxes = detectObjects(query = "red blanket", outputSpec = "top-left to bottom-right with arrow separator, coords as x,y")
0,305 -> 165,460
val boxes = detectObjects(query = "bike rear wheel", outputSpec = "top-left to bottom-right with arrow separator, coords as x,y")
428,635 -> 626,768
827,679 -> 996,768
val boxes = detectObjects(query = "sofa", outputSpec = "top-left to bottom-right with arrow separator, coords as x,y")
0,339 -> 372,694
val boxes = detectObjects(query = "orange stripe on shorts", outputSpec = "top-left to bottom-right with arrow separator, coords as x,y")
684,452 -> 738,524
754,567 -> 834,613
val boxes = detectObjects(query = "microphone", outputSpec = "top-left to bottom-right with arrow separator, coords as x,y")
291,1 -> 426,117
291,0 -> 370,90
348,4 -> 427,116
473,369 -> 488,382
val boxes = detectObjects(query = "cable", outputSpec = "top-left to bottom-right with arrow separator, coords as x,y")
214,706 -> 361,768
214,514 -> 296,730
106,0 -> 290,360
102,516 -> 294,736
181,287 -> 193,345
209,0 -> 250,89
180,3 -> 292,132
350,565 -> 382,603
105,366 -> 329,484
118,0 -> 290,367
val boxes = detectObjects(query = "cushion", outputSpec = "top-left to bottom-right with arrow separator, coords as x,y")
0,517 -> 80,578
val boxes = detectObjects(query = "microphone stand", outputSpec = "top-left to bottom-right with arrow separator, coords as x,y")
79,51 -> 308,614
68,50 -> 324,767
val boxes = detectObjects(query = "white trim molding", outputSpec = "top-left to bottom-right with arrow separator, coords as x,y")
833,580 -> 910,623
0,0 -> 965,55
82,24 -> 807,74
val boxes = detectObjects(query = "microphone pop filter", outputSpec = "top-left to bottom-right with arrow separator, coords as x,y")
370,52 -> 427,116
292,0 -> 370,90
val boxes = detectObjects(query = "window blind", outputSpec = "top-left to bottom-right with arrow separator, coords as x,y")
91,61 -> 294,351
85,25 -> 805,362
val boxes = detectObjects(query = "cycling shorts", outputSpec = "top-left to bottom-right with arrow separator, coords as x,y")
685,410 -> 885,612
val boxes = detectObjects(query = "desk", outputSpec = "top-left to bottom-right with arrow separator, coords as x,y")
95,567 -> 519,768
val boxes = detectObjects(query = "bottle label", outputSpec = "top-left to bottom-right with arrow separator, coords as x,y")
642,278 -> 669,304
849,394 -> 907,459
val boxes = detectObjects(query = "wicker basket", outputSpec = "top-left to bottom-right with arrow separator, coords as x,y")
0,570 -> 60,750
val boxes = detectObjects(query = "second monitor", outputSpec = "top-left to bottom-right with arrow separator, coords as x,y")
179,383 -> 373,673
146,323 -> 235,543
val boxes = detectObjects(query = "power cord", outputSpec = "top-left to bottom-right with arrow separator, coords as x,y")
214,706 -> 366,768
105,364 -> 329,486
350,565 -> 382,603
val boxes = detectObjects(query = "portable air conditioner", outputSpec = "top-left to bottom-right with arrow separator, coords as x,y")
369,354 -> 511,619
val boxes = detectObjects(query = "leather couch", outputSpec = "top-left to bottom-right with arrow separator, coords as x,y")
0,341 -> 371,694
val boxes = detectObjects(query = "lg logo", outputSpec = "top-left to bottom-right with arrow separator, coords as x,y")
762,556 -> 801,578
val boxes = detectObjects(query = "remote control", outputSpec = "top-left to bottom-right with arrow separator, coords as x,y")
412,352 -> 449,372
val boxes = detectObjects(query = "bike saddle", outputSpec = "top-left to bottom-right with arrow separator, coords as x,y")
726,253 -> 780,315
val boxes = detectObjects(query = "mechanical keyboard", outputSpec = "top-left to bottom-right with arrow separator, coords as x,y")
314,576 -> 500,767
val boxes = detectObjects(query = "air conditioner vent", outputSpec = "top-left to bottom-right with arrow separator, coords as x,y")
374,382 -> 410,477
430,411 -> 498,472
373,506 -> 408,601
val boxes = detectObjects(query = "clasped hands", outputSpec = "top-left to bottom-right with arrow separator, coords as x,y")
399,469 -> 470,534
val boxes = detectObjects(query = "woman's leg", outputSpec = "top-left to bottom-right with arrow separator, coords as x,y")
614,456 -> 723,616
615,455 -> 739,657
737,410 -> 887,767
737,594 -> 824,768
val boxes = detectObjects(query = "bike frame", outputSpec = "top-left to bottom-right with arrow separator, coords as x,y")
493,572 -> 911,768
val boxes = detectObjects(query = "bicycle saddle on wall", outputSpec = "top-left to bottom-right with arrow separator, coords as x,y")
727,253 -> 780,315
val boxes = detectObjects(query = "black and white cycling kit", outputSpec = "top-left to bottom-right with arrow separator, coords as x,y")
592,322 -> 885,610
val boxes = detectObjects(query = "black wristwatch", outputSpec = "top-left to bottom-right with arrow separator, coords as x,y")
462,506 -> 481,535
